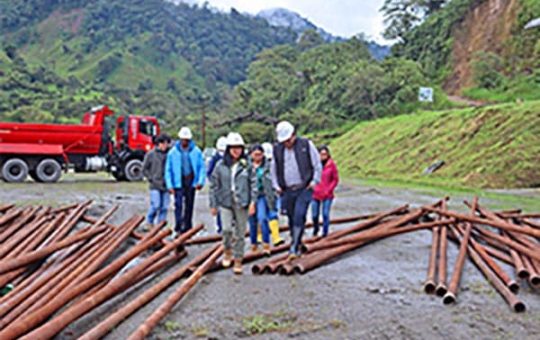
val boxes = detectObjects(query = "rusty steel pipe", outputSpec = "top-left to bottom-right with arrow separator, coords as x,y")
186,213 -> 377,245
13,226 -> 201,340
80,245 -> 217,340
0,212 -> 115,308
19,217 -> 143,320
0,223 -> 109,275
434,201 -> 449,297
436,227 -> 449,296
0,214 -> 63,290
0,218 -> 121,322
477,227 -> 539,261
0,226 -> 169,340
0,205 -> 117,274
0,207 -> 40,244
289,220 -> 451,275
325,205 -> 409,241
128,245 -> 224,340
0,204 -> 15,214
304,218 -> 453,254
481,244 -> 513,266
0,208 -> 23,227
456,225 -> 519,294
0,230 -> 113,322
424,226 -> 440,294
442,223 -> 473,305
252,252 -> 290,275
452,228 -> 526,313
74,249 -> 188,311
426,206 -> 540,239
0,213 -> 51,259
521,255 -> 540,288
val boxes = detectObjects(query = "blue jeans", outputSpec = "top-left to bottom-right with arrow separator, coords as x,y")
147,190 -> 170,225
282,188 -> 312,255
312,199 -> 333,237
248,196 -> 271,245
173,177 -> 196,233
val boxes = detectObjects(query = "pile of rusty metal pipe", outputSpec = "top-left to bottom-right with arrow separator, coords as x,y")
0,201 -> 204,339
251,198 -> 539,313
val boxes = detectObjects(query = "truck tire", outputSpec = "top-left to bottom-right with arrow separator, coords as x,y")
35,159 -> 62,183
29,170 -> 42,183
124,159 -> 144,182
2,158 -> 29,183
112,171 -> 126,181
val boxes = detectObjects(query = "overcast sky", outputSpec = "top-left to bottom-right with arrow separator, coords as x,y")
181,0 -> 388,43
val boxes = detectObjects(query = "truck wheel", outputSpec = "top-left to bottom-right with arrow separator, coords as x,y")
35,159 -> 62,183
2,158 -> 29,183
124,159 -> 144,182
29,170 -> 43,183
112,171 -> 126,181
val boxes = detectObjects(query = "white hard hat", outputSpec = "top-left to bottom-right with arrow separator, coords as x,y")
216,136 -> 228,152
226,132 -> 245,147
276,121 -> 295,143
178,127 -> 193,140
262,142 -> 273,159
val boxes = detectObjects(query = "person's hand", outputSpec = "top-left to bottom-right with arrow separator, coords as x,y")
276,187 -> 283,195
168,189 -> 175,194
195,184 -> 203,191
210,208 -> 218,216
248,203 -> 256,216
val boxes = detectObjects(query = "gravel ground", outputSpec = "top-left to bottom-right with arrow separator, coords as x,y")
1,174 -> 539,340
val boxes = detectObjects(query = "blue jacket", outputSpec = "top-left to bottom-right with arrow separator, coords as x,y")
165,140 -> 206,190
206,153 -> 223,178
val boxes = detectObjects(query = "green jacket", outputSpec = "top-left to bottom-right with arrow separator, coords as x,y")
250,160 -> 276,212
209,158 -> 252,209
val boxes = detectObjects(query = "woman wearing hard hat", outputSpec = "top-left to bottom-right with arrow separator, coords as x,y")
209,132 -> 252,274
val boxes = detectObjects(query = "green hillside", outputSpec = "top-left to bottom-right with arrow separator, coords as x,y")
331,101 -> 540,189
0,0 -> 296,129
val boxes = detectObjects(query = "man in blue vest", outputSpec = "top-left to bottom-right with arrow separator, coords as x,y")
271,121 -> 322,260
165,127 -> 206,234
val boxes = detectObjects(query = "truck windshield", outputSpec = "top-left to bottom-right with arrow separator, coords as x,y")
139,120 -> 156,137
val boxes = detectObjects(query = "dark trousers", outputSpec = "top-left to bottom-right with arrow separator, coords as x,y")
174,176 -> 196,233
282,187 -> 312,255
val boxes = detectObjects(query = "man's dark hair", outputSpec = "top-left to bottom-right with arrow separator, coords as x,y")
155,134 -> 171,144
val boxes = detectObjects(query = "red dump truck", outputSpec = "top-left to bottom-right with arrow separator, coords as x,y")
0,106 -> 160,183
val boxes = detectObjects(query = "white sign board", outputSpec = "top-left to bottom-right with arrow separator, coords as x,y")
419,87 -> 434,103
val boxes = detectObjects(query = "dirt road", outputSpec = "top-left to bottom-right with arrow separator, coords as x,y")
1,175 -> 539,339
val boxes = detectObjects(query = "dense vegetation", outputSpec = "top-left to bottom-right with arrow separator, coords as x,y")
388,0 -> 540,100
331,100 -> 540,189
0,0 -> 296,128
230,36 -> 454,143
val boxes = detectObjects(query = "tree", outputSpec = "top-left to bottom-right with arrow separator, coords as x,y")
298,29 -> 324,51
381,0 -> 447,41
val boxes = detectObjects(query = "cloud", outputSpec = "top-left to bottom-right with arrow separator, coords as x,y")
178,0 -> 388,42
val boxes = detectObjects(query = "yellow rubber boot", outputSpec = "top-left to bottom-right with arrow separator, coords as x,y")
269,219 -> 284,246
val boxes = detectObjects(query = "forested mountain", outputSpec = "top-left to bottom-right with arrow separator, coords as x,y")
257,8 -> 391,60
0,0 -> 296,128
385,0 -> 540,101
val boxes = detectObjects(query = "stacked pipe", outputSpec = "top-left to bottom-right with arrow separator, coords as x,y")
0,201 -> 201,339
251,197 -> 539,313
1,197 -> 539,339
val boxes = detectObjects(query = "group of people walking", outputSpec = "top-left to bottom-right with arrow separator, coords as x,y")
142,121 -> 339,275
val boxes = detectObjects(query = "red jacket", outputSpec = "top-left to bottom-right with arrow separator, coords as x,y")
313,159 -> 339,201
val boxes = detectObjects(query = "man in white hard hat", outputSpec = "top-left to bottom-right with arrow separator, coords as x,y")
165,126 -> 206,234
271,121 -> 322,260
206,136 -> 228,233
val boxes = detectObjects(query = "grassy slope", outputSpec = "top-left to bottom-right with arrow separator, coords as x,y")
331,101 -> 540,189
